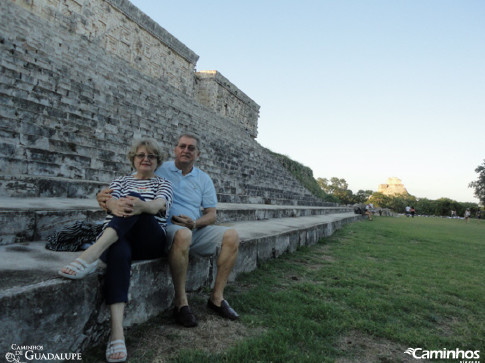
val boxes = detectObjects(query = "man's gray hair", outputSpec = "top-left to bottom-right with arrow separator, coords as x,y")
177,133 -> 201,149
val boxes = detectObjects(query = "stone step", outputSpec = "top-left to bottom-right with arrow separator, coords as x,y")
0,197 -> 353,244
0,175 -> 332,206
0,175 -> 107,199
0,212 -> 363,356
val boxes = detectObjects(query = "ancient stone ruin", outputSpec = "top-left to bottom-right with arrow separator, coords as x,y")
377,177 -> 409,196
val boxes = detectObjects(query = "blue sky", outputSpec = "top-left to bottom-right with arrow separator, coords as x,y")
130,0 -> 484,203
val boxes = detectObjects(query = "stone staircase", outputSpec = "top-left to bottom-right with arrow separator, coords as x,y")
1,0 -> 334,209
0,198 -> 362,356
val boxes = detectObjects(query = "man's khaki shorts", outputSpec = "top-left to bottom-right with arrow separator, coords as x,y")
166,224 -> 230,257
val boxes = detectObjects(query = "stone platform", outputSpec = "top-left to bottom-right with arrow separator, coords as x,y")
0,200 -> 362,358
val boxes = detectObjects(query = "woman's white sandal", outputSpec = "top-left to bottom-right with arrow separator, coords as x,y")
58,258 -> 98,279
106,339 -> 127,363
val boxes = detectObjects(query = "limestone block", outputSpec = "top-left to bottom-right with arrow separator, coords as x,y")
124,260 -> 174,326
274,234 -> 290,258
0,277 -> 102,355
288,233 -> 300,253
231,239 -> 258,280
34,210 -> 103,240
257,236 -> 276,262
305,229 -> 317,247
299,230 -> 307,248
0,211 -> 35,244
185,256 -> 212,291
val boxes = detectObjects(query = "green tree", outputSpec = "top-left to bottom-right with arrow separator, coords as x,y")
415,198 -> 435,215
469,159 -> 485,205
317,177 -> 347,194
354,189 -> 374,204
368,192 -> 392,208
317,177 -> 355,204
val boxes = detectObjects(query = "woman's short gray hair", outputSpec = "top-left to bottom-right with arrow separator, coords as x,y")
127,138 -> 164,169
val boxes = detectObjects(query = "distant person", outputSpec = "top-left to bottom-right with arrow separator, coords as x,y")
464,208 -> 471,223
410,206 -> 415,218
476,209 -> 481,219
451,210 -> 457,218
378,209 -> 382,216
405,205 -> 411,217
365,204 -> 373,221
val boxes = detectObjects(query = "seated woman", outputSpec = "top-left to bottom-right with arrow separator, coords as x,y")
58,138 -> 173,363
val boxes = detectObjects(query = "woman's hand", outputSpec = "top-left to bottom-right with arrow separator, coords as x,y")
106,197 -> 137,217
123,195 -> 144,216
106,195 -> 166,217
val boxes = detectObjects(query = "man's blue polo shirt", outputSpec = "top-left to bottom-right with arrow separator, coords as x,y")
155,161 -> 218,223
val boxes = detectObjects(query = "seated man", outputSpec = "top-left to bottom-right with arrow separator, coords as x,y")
98,133 -> 240,327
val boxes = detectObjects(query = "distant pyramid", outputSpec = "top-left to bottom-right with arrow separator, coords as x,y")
378,177 -> 409,196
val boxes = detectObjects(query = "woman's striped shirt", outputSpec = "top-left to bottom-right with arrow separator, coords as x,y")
104,175 -> 174,230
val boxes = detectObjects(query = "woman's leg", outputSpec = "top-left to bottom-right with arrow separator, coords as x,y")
103,213 -> 167,304
102,213 -> 166,362
103,233 -> 132,304
59,227 -> 118,277
80,227 -> 118,262
107,302 -> 126,360
62,191 -> 147,276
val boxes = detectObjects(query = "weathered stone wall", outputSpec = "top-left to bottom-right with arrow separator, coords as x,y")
8,0 -> 199,95
0,0 -> 325,207
195,71 -> 259,138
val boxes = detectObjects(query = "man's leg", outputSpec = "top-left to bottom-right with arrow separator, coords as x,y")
210,228 -> 239,305
168,227 -> 192,308
167,225 -> 198,327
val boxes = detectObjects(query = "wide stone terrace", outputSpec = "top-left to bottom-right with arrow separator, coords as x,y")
0,200 -> 362,357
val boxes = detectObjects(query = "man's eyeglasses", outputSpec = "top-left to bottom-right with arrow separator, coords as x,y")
177,144 -> 197,152
135,153 -> 158,160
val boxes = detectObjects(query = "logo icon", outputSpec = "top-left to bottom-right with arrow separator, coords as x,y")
404,348 -> 416,356
5,352 -> 22,363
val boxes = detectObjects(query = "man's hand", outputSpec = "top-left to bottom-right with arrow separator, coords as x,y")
97,188 -> 113,211
172,215 -> 196,230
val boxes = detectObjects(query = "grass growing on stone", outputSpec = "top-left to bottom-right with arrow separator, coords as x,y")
83,217 -> 484,363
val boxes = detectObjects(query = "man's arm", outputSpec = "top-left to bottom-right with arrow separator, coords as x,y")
96,188 -> 113,211
171,207 -> 217,230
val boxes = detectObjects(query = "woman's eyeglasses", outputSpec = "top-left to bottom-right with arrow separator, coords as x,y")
135,153 -> 157,160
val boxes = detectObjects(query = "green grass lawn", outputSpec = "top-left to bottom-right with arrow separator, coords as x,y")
84,216 -> 484,362
173,217 -> 484,362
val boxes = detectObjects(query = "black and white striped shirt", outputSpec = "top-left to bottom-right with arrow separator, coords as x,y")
104,175 -> 173,230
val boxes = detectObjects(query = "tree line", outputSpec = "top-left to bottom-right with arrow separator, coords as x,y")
317,177 -> 480,217
269,150 -> 484,217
